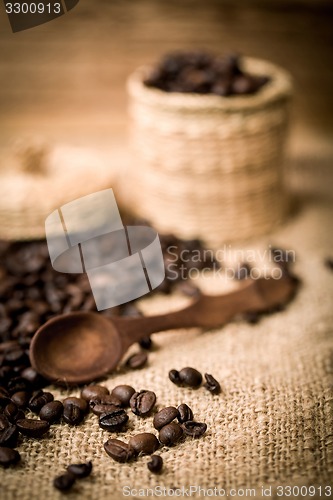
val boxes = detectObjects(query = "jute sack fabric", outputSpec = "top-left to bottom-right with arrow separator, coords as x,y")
126,58 -> 293,248
1,197 -> 332,499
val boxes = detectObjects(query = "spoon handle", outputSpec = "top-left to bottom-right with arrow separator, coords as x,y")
113,281 -> 258,348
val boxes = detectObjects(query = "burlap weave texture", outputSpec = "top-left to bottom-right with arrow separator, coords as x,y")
1,199 -> 332,500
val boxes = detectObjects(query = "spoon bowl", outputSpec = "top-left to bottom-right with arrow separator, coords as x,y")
30,313 -> 123,385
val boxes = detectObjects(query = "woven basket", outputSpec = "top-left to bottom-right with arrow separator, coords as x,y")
0,142 -> 116,241
126,57 -> 293,248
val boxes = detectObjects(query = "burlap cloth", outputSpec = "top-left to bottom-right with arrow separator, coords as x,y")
1,183 -> 333,498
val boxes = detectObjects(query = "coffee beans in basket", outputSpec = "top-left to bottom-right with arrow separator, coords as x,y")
144,51 -> 270,96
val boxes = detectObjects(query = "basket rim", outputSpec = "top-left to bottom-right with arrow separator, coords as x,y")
127,57 -> 293,112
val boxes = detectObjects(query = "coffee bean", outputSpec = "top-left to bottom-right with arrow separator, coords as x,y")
39,401 -> 63,423
16,418 -> 50,438
0,424 -> 18,447
139,337 -> 153,350
168,369 -> 181,385
324,257 -> 333,272
104,438 -> 135,463
203,373 -> 221,394
99,409 -> 128,432
182,421 -> 207,437
0,414 -> 10,431
63,397 -> 88,414
11,391 -> 30,409
147,454 -> 163,473
178,367 -> 202,388
53,472 -> 76,491
111,385 -> 135,407
0,387 -> 10,407
67,461 -> 93,479
130,390 -> 156,416
129,433 -> 159,455
89,394 -> 122,411
81,385 -> 109,402
125,352 -> 148,370
4,402 -> 25,423
0,446 -> 21,468
29,391 -> 54,413
7,376 -> 29,394
235,263 -> 251,280
63,403 -> 84,426
177,404 -> 194,423
21,367 -> 46,388
90,402 -> 120,417
153,407 -> 179,430
159,422 -> 183,446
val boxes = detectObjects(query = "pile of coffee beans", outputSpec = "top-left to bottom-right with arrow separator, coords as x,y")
77,382 -> 207,472
54,461 -> 92,492
169,367 -> 221,395
144,51 -> 270,96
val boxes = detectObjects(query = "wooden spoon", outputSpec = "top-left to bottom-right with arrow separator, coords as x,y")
29,274 -> 298,385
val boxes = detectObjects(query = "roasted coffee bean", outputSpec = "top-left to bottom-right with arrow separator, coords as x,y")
4,348 -> 27,366
81,384 -> 109,402
63,397 -> 88,414
125,351 -> 148,370
235,263 -> 251,280
21,367 -> 46,388
63,403 -> 84,426
53,472 -> 76,491
39,401 -> 63,423
99,409 -> 128,432
29,391 -> 54,413
177,404 -> 194,424
11,391 -> 30,409
243,311 -> 260,325
158,422 -> 183,446
178,367 -> 202,388
0,424 -> 18,447
0,387 -> 10,407
324,257 -> 333,272
4,402 -> 25,423
0,447 -> 21,468
0,414 -> 10,431
130,390 -> 156,416
168,369 -> 181,385
147,454 -> 163,473
16,418 -> 50,438
90,403 -> 120,417
129,433 -> 159,455
203,373 -> 221,395
7,376 -> 29,394
111,385 -> 135,407
104,438 -> 135,463
67,461 -> 93,479
153,407 -> 179,430
89,394 -> 122,410
139,336 -> 153,350
182,421 -> 207,437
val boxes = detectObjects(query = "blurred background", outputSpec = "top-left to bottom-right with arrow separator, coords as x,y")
0,0 -> 333,200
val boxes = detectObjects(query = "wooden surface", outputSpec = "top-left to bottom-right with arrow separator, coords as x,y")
0,0 -> 332,181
